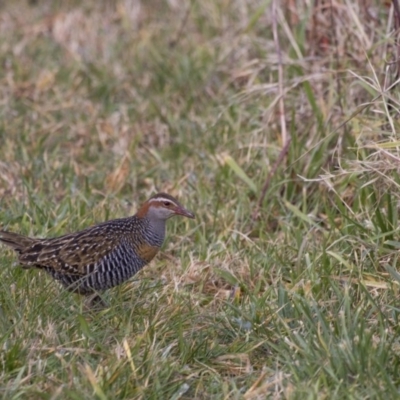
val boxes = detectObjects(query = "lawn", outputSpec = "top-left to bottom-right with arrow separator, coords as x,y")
1,0 -> 400,399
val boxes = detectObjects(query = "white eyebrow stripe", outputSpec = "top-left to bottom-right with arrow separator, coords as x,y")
148,197 -> 178,205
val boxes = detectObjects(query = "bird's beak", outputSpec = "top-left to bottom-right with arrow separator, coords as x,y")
175,206 -> 195,219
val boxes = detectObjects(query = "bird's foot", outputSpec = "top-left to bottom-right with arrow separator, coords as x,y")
84,294 -> 109,311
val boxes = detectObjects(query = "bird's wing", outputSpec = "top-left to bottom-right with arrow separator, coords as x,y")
18,225 -> 122,276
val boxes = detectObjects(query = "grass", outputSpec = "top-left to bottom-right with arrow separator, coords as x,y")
1,0 -> 400,398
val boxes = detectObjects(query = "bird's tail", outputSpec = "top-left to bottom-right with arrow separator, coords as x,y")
0,230 -> 36,253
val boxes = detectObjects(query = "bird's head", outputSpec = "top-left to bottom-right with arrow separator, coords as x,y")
137,193 -> 195,221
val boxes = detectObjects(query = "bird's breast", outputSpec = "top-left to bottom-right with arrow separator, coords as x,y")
136,243 -> 160,263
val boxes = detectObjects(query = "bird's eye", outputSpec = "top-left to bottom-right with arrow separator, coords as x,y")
164,201 -> 171,207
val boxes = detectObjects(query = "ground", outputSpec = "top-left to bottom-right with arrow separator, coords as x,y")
0,1 -> 400,399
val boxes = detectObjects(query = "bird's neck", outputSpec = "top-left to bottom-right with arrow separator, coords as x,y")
135,203 -> 166,246
134,215 -> 165,247
148,217 -> 166,241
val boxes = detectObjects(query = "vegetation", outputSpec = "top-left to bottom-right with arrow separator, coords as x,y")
0,0 -> 399,398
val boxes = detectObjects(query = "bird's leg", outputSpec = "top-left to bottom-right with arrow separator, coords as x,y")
84,293 -> 109,310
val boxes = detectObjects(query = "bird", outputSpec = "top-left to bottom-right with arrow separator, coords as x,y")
0,192 -> 195,307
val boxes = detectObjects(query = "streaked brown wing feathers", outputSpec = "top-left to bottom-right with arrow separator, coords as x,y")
18,228 -> 121,275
